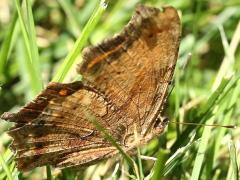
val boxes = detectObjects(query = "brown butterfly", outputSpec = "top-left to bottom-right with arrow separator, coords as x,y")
0,4 -> 181,171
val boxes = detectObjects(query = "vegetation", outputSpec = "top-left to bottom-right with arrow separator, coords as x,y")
0,0 -> 239,179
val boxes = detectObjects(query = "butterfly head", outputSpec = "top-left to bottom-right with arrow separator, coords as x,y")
141,115 -> 169,145
152,116 -> 169,135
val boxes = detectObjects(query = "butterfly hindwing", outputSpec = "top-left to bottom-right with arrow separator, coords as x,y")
1,81 -> 125,170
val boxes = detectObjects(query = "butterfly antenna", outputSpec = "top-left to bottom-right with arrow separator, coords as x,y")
170,121 -> 236,129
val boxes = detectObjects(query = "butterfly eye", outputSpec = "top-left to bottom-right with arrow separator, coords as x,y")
154,117 -> 161,128
161,116 -> 169,124
154,116 -> 169,129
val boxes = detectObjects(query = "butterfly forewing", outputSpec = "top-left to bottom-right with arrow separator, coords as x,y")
79,5 -> 181,136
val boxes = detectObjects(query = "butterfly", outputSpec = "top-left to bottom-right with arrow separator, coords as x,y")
0,4 -> 181,171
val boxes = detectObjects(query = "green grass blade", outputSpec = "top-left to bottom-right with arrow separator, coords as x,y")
0,152 -> 13,180
136,148 -> 143,180
228,141 -> 239,180
198,77 -> 231,117
25,0 -> 43,89
14,0 -> 43,95
165,134 -> 198,175
91,0 -> 129,43
152,149 -> 169,180
52,0 -> 107,83
78,0 -> 98,26
57,0 -> 81,37
218,25 -> 234,69
0,11 -> 18,78
190,117 -> 214,180
46,165 -> 52,180
3,149 -> 17,179
213,21 -> 240,90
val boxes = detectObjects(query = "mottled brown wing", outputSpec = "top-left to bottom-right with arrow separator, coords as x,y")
79,5 -> 181,136
1,4 -> 181,171
1,81 -> 124,170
